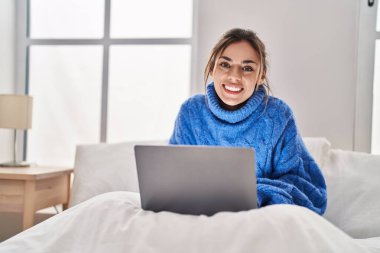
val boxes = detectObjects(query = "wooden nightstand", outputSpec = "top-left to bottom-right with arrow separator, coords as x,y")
0,166 -> 73,230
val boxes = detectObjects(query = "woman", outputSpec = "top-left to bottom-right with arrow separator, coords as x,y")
169,28 -> 327,215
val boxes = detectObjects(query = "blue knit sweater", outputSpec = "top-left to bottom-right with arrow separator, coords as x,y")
169,83 -> 327,215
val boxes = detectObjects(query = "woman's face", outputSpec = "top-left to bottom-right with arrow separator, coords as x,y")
211,41 -> 264,106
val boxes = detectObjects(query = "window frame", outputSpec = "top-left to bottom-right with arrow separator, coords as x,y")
354,0 -> 379,153
15,0 -> 198,160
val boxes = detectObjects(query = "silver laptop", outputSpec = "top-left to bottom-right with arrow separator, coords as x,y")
134,145 -> 257,216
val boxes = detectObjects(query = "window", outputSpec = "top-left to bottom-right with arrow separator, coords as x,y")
30,0 -> 105,39
18,0 -> 194,166
28,46 -> 103,165
107,45 -> 191,143
111,0 -> 192,38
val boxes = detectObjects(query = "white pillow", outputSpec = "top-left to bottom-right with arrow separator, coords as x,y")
302,137 -> 331,167
70,138 -> 329,207
70,140 -> 167,207
322,149 -> 380,238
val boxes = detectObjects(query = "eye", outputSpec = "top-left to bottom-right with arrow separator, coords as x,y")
219,61 -> 230,69
242,66 -> 254,72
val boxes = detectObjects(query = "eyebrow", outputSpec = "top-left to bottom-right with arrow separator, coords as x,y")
220,56 -> 257,65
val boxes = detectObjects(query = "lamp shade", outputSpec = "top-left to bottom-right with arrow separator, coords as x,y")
0,95 -> 33,129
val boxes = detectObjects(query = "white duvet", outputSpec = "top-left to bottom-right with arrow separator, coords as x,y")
1,191 -> 379,253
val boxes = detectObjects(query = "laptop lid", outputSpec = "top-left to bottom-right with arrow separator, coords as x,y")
134,145 -> 257,216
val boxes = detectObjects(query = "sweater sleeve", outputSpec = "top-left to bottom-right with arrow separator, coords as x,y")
256,115 -> 327,215
169,100 -> 196,145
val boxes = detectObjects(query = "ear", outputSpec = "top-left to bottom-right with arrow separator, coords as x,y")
258,77 -> 265,85
258,70 -> 266,85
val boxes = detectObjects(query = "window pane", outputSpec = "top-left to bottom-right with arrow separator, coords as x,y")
30,0 -> 104,39
108,45 -> 191,142
28,46 -> 103,166
111,0 -> 192,38
372,40 -> 380,154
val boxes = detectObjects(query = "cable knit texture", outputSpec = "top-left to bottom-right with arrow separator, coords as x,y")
169,82 -> 327,215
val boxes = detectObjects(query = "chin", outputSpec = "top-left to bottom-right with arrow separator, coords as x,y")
222,98 -> 243,106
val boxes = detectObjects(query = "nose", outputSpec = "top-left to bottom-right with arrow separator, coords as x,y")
227,66 -> 242,83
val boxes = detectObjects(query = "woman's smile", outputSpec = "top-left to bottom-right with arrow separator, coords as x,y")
222,84 -> 244,94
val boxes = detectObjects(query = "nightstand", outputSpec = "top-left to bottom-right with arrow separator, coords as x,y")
0,166 -> 73,230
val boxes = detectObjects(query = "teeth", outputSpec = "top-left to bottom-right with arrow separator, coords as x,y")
224,85 -> 242,92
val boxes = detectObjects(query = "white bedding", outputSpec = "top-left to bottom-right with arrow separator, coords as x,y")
1,191 -> 379,253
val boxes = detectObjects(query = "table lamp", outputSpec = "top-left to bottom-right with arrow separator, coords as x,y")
0,94 -> 33,167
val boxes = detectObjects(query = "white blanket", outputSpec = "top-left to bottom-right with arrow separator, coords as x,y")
1,192 -> 379,253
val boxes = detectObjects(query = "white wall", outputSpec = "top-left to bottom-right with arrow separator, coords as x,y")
194,0 -> 362,150
0,0 -> 16,162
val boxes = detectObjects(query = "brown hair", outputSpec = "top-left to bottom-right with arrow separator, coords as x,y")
204,28 -> 271,100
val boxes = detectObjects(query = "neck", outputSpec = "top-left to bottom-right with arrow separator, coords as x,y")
217,95 -> 248,111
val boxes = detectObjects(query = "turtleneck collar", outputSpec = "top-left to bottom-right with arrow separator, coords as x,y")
206,82 -> 265,124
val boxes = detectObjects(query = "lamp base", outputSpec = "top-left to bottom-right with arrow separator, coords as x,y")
0,161 -> 31,168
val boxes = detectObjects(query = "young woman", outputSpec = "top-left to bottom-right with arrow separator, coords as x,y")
169,28 -> 327,215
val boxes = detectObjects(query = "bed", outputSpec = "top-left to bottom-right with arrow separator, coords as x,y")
0,138 -> 379,253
